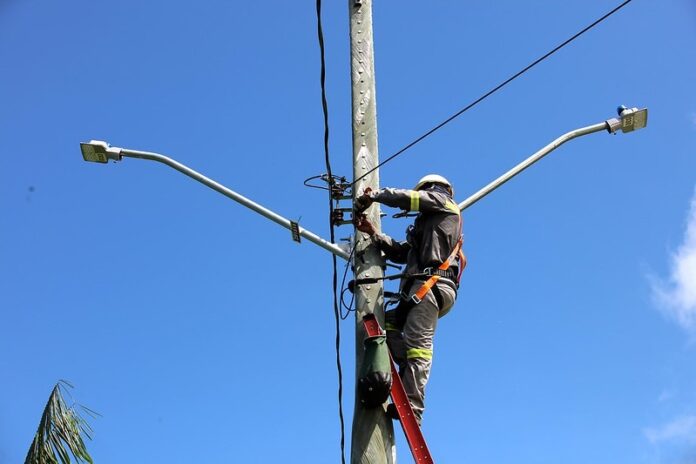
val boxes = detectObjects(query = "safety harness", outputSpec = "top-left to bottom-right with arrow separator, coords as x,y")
408,232 -> 466,305
386,210 -> 466,335
352,210 -> 467,308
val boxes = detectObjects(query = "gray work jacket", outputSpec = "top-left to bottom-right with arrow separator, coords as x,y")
370,187 -> 463,292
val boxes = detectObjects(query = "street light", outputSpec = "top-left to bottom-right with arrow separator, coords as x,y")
79,141 -> 350,260
80,140 -> 122,164
458,105 -> 649,211
81,106 -> 647,258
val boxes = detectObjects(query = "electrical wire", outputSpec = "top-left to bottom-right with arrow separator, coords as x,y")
303,174 -> 348,191
315,1 -> 346,463
350,0 -> 634,187
339,243 -> 357,319
340,286 -> 355,318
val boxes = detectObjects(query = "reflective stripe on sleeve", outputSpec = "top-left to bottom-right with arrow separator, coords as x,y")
407,348 -> 433,360
445,201 -> 460,214
410,191 -> 420,211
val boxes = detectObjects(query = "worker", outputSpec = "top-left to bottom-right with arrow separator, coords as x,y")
354,174 -> 465,424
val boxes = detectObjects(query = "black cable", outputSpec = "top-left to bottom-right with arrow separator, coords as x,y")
303,174 -> 348,191
340,286 -> 355,319
315,1 -> 345,463
339,244 -> 357,319
303,175 -> 331,191
351,0 -> 634,187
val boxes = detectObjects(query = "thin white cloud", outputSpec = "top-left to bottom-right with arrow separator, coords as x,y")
658,389 -> 676,403
644,416 -> 696,445
651,189 -> 696,333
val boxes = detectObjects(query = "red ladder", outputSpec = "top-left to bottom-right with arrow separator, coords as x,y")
362,313 -> 434,463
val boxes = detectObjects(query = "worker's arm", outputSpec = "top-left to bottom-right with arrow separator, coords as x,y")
373,233 -> 410,264
355,214 -> 409,263
362,188 -> 460,215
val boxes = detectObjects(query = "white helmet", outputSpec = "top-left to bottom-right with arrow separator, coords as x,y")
414,174 -> 453,195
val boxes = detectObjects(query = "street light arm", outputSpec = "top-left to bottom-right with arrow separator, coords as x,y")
116,148 -> 350,260
458,121 -> 607,211
458,105 -> 648,212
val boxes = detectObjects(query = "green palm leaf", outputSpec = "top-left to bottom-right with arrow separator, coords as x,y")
24,381 -> 98,464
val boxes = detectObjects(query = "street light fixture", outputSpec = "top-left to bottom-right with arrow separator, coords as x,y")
80,140 -> 122,164
606,106 -> 649,134
80,106 -> 647,258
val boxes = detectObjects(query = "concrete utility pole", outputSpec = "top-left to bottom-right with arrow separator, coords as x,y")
348,1 -> 395,463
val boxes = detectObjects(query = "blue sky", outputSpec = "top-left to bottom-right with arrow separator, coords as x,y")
1,1 -> 695,463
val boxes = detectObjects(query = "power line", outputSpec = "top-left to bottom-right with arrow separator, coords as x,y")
315,1 -> 346,463
351,0 -> 634,187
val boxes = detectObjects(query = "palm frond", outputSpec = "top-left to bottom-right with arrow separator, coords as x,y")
24,380 -> 97,464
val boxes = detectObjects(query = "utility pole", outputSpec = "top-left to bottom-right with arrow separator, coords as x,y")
348,1 -> 395,463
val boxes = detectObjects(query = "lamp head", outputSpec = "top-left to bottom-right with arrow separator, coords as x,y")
80,140 -> 122,163
606,106 -> 648,134
618,106 -> 648,133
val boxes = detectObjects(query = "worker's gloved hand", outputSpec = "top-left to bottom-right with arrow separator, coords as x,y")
354,187 -> 374,212
354,214 -> 376,236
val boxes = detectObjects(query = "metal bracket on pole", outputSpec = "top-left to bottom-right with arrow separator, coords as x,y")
332,207 -> 355,227
331,180 -> 353,201
290,220 -> 301,243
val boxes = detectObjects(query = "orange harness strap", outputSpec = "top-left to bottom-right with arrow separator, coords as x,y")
458,248 -> 467,282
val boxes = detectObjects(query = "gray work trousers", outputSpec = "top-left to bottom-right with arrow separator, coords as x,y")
385,280 -> 456,422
